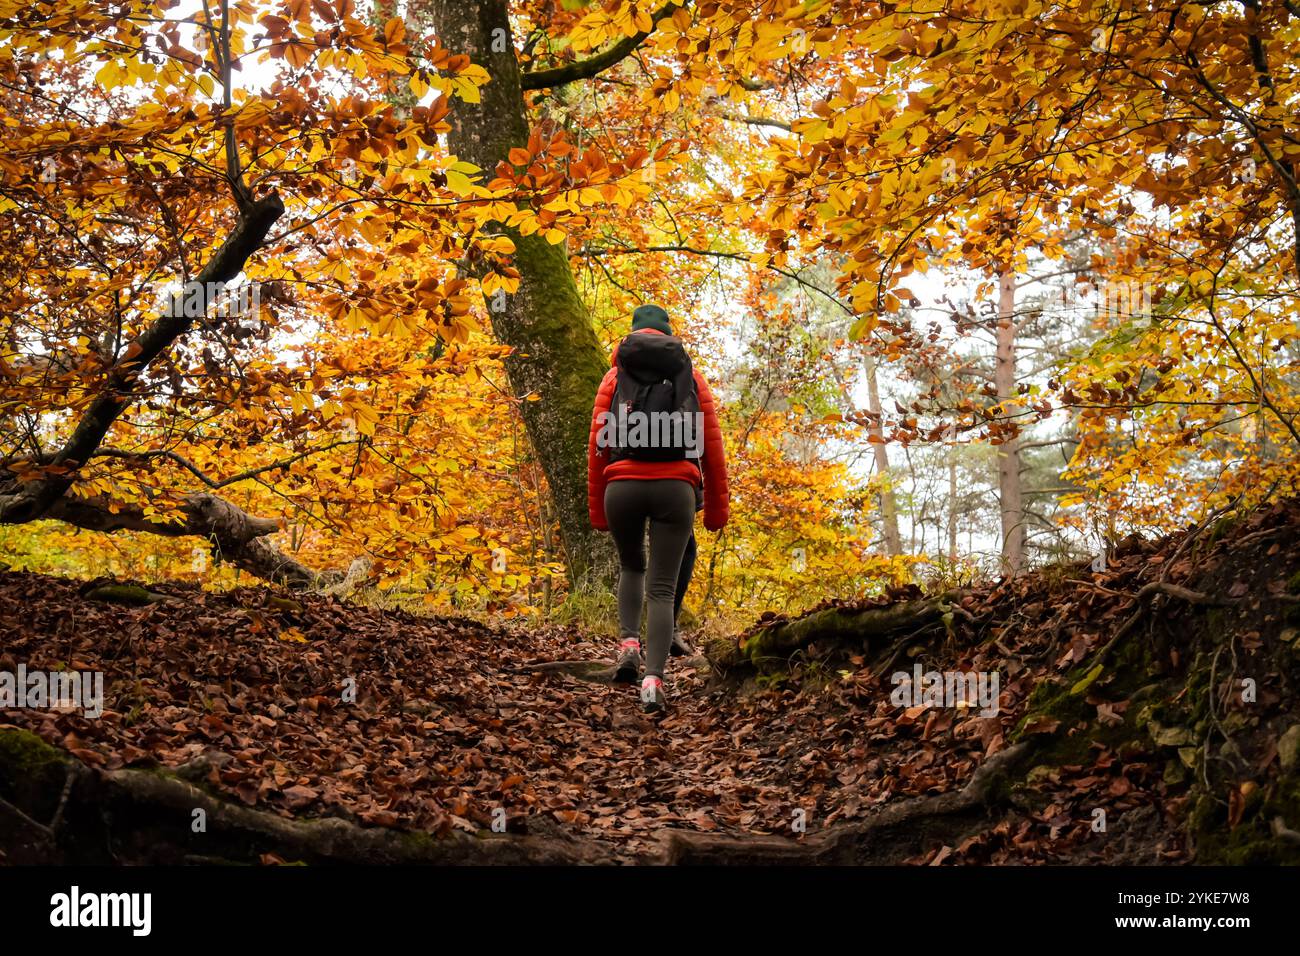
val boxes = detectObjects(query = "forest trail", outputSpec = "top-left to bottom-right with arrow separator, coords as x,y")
3,499 -> 1300,865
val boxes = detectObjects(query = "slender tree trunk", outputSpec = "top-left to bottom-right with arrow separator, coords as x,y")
863,352 -> 902,556
994,270 -> 1025,574
947,425 -> 958,563
423,0 -> 614,585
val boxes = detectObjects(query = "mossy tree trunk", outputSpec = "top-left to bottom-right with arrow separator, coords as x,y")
423,0 -> 615,586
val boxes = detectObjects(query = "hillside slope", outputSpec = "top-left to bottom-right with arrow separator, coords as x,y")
2,500 -> 1299,864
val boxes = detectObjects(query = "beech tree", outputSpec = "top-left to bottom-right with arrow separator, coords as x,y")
0,0 -> 504,585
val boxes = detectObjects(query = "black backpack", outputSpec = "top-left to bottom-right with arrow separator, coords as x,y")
605,334 -> 702,463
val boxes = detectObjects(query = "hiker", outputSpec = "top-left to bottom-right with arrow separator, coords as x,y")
588,304 -> 729,713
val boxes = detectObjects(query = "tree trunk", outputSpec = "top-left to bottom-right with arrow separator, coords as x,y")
863,353 -> 903,556
0,180 -> 302,588
423,0 -> 614,586
947,425 -> 959,562
994,270 -> 1025,574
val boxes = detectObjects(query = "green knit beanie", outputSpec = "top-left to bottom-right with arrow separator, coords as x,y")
631,303 -> 672,335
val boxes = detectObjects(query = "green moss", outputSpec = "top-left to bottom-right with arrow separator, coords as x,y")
1012,627 -> 1170,770
1069,663 -> 1105,696
1014,676 -> 1091,737
1203,606 -> 1235,643
1037,704 -> 1153,767
1191,774 -> 1300,864
397,828 -> 462,861
501,231 -> 612,586
0,727 -> 69,820
1033,728 -> 1099,766
1176,627 -> 1300,863
0,726 -> 67,776
1012,636 -> 1158,742
1209,512 -> 1243,543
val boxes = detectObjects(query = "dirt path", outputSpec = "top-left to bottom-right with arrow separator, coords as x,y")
3,501 -> 1299,864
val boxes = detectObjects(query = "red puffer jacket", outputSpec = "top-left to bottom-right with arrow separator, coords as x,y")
588,329 -> 730,532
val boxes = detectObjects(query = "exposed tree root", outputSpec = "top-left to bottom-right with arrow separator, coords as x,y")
96,766 -> 603,864
659,742 -> 1032,864
509,660 -> 621,683
707,591 -> 964,673
1094,580 -> 1241,667
0,728 -> 602,864
2,725 -> 1041,865
1271,816 -> 1300,845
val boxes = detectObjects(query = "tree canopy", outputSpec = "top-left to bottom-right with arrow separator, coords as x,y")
1,0 -> 1297,616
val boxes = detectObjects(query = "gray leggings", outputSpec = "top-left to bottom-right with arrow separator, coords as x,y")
604,479 -> 696,678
